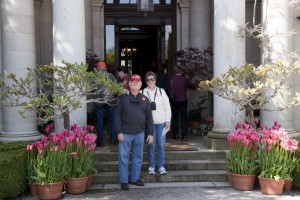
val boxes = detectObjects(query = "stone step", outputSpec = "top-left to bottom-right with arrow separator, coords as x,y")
89,182 -> 230,190
93,170 -> 227,184
95,159 -> 227,172
94,150 -> 228,161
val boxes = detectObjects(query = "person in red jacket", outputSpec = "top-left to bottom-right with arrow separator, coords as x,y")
169,67 -> 196,140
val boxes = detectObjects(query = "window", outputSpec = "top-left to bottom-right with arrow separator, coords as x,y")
105,25 -> 115,65
120,0 -> 137,4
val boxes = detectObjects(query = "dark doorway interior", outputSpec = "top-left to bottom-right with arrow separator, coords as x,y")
119,25 -> 159,86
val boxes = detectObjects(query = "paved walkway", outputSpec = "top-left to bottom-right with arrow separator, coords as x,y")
16,184 -> 300,200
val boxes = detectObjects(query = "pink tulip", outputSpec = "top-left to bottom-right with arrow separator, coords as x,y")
51,146 -> 59,152
71,152 -> 77,157
71,123 -> 78,131
26,144 -> 33,151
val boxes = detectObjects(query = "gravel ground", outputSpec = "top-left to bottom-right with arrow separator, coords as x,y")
15,187 -> 300,200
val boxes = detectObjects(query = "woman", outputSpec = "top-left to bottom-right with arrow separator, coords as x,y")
141,71 -> 172,175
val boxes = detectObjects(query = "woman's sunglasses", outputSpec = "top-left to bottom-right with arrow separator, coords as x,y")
146,78 -> 156,82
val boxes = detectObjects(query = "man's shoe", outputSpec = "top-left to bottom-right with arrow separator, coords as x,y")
129,179 -> 144,186
148,167 -> 155,175
121,183 -> 129,190
159,167 -> 167,175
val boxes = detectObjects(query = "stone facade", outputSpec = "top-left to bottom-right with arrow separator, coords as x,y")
1,0 -> 300,144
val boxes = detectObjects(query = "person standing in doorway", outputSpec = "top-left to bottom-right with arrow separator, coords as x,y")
116,66 -> 131,92
169,67 -> 195,140
94,61 -> 118,147
115,74 -> 154,190
142,71 -> 171,175
156,63 -> 169,95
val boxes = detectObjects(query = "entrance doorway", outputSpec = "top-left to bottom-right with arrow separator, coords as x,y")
104,1 -> 176,81
120,25 -> 159,80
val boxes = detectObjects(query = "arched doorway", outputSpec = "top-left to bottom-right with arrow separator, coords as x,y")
104,0 -> 176,81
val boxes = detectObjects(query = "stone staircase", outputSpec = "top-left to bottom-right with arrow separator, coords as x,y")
91,136 -> 228,187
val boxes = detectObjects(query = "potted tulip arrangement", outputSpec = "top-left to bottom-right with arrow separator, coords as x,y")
226,121 -> 259,191
26,142 -> 39,196
26,123 -> 97,198
82,125 -> 97,189
26,134 -> 68,200
64,124 -> 97,194
258,122 -> 299,195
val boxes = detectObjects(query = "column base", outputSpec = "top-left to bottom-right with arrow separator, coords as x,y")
287,130 -> 300,138
204,131 -> 229,150
0,131 -> 42,142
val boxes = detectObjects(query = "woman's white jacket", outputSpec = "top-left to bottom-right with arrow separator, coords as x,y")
141,86 -> 172,125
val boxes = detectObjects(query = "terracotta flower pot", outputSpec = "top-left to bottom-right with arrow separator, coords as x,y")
283,179 -> 293,192
86,174 -> 94,189
29,181 -> 38,196
258,176 -> 285,195
65,177 -> 88,194
226,171 -> 233,186
231,173 -> 256,191
37,182 -> 64,200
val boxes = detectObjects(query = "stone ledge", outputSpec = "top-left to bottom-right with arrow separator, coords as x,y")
205,131 -> 230,150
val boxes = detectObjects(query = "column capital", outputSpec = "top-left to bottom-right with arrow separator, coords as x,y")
178,0 -> 189,9
92,0 -> 104,13
92,0 -> 104,8
34,0 -> 43,6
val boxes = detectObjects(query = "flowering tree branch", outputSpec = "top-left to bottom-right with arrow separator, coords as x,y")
0,61 -> 123,129
199,61 -> 300,127
199,0 -> 300,128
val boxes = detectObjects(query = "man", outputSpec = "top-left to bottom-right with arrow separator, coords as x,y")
94,61 -> 118,146
115,74 -> 154,190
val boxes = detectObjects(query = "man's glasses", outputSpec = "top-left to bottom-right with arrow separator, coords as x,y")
146,78 -> 156,82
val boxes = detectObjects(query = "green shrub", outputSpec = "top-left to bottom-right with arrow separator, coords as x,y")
0,142 -> 28,199
293,137 -> 300,189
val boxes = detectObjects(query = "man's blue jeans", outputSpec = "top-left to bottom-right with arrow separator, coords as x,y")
95,104 -> 117,145
118,132 -> 144,184
147,123 -> 166,169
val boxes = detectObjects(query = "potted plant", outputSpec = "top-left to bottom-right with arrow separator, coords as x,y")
258,122 -> 299,195
176,47 -> 212,85
27,134 -> 68,200
226,121 -> 259,191
188,98 -> 208,130
176,47 -> 213,122
83,125 -> 97,189
26,142 -> 38,196
64,124 -> 97,194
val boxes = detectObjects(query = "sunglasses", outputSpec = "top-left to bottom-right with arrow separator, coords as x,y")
146,78 -> 156,82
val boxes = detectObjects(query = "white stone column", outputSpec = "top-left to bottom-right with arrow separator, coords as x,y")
0,5 -> 3,133
177,0 -> 189,50
85,0 -> 93,51
189,0 -> 212,117
53,0 -> 86,131
207,0 -> 245,149
260,0 -> 293,129
189,0 -> 211,49
34,0 -> 42,64
92,0 -> 104,58
40,0 -> 53,65
0,0 -> 41,142
293,4 -> 300,131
